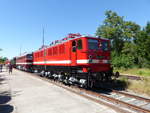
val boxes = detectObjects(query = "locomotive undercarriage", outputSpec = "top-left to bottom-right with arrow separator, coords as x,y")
31,65 -> 116,88
16,65 -> 33,72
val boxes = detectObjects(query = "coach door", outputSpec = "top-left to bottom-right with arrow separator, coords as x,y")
71,40 -> 77,66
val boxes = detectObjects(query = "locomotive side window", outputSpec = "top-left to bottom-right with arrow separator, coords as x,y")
88,39 -> 99,50
53,47 -> 58,55
77,39 -> 82,50
55,47 -> 57,55
44,50 -> 46,56
48,48 -> 52,56
37,52 -> 39,58
52,47 -> 55,55
59,44 -> 65,54
72,40 -> 76,52
39,52 -> 41,57
59,45 -> 61,54
62,44 -> 65,54
40,51 -> 43,57
38,52 -> 40,57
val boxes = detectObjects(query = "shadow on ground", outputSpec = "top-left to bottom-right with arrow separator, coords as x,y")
0,75 -> 14,113
0,91 -> 11,104
90,78 -> 129,95
0,91 -> 14,113
0,77 -> 6,85
0,105 -> 14,113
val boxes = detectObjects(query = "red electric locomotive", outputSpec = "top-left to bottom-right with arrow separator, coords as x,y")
32,33 -> 114,88
16,53 -> 33,72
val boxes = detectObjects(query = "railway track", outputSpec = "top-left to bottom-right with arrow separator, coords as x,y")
120,74 -> 142,80
18,69 -> 150,113
92,88 -> 150,113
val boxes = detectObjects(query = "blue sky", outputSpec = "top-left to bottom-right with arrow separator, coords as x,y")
0,0 -> 150,59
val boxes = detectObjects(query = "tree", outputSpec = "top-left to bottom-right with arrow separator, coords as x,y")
96,10 -> 141,68
96,10 -> 124,54
145,22 -> 150,35
135,22 -> 150,67
0,57 -> 8,64
0,49 -> 8,64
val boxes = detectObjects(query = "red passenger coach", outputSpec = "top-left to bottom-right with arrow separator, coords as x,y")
5,60 -> 10,65
33,33 -> 113,88
16,53 -> 33,72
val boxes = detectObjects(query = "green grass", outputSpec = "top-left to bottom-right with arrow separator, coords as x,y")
116,74 -> 150,96
115,68 -> 150,77
128,78 -> 150,96
114,68 -> 150,96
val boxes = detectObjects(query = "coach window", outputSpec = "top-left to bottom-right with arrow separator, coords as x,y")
77,39 -> 82,50
72,40 -> 76,52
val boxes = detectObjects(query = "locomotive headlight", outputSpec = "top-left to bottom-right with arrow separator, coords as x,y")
89,55 -> 92,63
89,55 -> 92,59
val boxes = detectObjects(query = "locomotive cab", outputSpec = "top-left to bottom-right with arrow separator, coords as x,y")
85,37 -> 111,72
70,36 -> 111,73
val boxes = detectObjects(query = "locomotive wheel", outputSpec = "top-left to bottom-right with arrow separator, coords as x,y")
115,71 -> 120,78
90,81 -> 94,88
86,73 -> 94,89
99,73 -> 104,81
105,72 -> 112,81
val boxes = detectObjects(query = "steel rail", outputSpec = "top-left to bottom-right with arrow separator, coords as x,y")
98,87 -> 150,103
83,89 -> 150,113
111,89 -> 150,103
16,69 -> 150,113
18,70 -> 130,113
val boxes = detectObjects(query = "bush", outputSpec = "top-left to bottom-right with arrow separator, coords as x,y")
111,52 -> 134,69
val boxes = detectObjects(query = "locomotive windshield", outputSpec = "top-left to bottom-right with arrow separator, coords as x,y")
101,41 -> 109,51
88,39 -> 99,50
88,39 -> 109,51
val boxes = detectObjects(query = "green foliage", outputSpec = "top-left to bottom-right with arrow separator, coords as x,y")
111,51 -> 134,68
96,10 -> 150,68
0,57 -> 8,64
135,23 -> 150,68
96,10 -> 125,54
0,48 -> 8,64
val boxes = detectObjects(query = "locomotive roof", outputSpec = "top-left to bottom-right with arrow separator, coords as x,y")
34,34 -> 109,53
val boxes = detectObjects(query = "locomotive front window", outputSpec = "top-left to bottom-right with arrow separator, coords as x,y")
88,39 -> 99,50
102,41 -> 109,51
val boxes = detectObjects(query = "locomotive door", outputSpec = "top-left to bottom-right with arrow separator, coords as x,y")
71,40 -> 77,66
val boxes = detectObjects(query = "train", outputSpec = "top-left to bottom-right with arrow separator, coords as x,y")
12,33 -> 119,88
